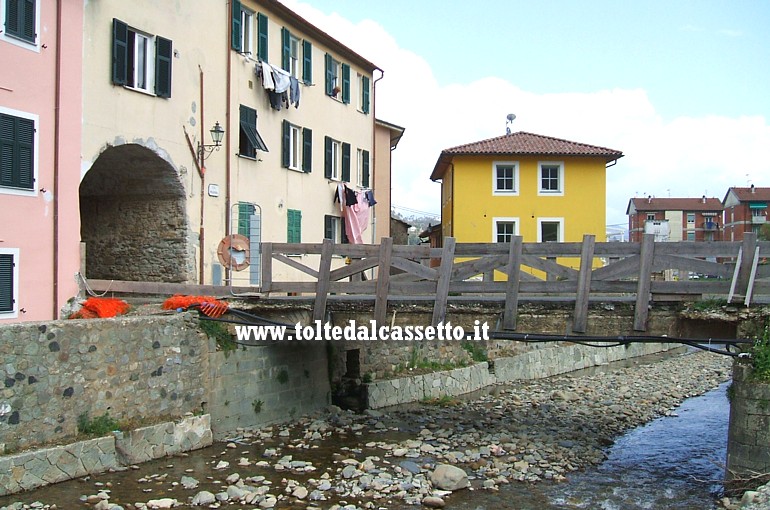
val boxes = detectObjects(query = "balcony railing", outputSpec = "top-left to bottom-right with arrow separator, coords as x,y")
702,221 -> 719,231
752,216 -> 767,225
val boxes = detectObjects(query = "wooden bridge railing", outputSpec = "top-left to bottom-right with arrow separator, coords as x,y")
261,233 -> 769,333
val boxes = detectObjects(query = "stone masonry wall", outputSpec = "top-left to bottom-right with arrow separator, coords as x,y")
726,362 -> 770,482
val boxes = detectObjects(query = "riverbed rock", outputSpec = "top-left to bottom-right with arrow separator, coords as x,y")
191,491 -> 216,505
430,464 -> 469,491
422,495 -> 446,508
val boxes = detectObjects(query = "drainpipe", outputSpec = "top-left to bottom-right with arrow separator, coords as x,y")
199,67 -> 206,284
52,0 -> 63,318
372,68 -> 383,242
224,3 -> 233,284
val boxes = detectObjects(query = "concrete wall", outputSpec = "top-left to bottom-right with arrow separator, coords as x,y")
726,362 -> 770,486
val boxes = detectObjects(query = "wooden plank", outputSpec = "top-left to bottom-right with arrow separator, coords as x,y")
652,254 -> 732,277
519,254 -> 578,280
633,234 -> 655,331
85,279 -> 259,296
389,257 -> 438,280
269,242 -> 322,255
374,237 -> 393,325
592,255 -> 640,281
432,237 -> 456,326
737,233 -> 758,299
728,246 -> 743,304
272,254 -> 319,278
503,236 -> 523,330
572,235 -> 596,333
390,244 -> 433,258
451,255 -> 508,281
312,239 -> 334,322
261,242 -> 272,293
329,257 -> 379,281
745,246 -> 761,306
653,241 -> 741,258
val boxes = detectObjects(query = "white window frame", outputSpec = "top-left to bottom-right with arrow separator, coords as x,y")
646,213 -> 656,221
0,0 -> 41,52
0,105 -> 39,197
356,148 -> 365,187
330,57 -> 340,94
330,138 -> 341,181
492,161 -> 519,196
0,247 -> 20,319
126,28 -> 156,94
537,217 -> 564,243
288,123 -> 301,171
328,216 -> 344,243
493,217 -> 519,243
289,33 -> 300,78
240,7 -> 254,55
538,161 -> 564,196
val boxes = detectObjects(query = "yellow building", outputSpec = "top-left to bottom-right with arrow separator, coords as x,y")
430,131 -> 623,245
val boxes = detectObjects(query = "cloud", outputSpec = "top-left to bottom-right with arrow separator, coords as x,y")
718,28 -> 743,37
285,1 -> 770,230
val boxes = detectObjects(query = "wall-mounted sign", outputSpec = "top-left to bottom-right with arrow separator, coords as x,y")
208,184 -> 220,197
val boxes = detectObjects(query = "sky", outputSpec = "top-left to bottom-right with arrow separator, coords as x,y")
283,0 -> 770,235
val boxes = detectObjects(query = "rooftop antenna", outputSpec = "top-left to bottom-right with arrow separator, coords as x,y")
505,113 -> 516,135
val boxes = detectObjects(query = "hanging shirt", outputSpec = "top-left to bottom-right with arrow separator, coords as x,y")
289,77 -> 301,108
260,62 -> 275,91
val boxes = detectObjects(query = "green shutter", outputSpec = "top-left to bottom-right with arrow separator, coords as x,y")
341,63 -> 350,104
341,143 -> 351,182
281,120 -> 290,168
287,209 -> 302,243
111,18 -> 128,85
231,0 -> 242,51
154,36 -> 173,98
361,76 -> 370,114
324,215 -> 333,240
281,27 -> 290,71
5,0 -> 35,43
324,136 -> 332,179
324,53 -> 333,96
302,40 -> 312,84
22,0 -> 35,42
362,149 -> 370,188
0,113 -> 34,190
238,203 -> 254,237
257,13 -> 268,61
0,253 -> 13,313
302,128 -> 312,173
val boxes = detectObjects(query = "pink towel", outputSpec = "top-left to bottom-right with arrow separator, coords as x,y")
343,192 -> 370,244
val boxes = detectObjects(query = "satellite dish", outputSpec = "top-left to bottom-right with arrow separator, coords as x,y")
506,113 -> 516,121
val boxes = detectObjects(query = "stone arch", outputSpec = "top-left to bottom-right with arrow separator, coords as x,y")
80,143 -> 193,283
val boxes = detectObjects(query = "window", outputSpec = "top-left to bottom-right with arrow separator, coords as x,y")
492,162 -> 518,195
0,108 -> 37,194
686,213 -> 695,224
687,231 -> 696,241
359,74 -> 370,114
493,218 -> 519,243
238,6 -> 254,54
538,162 -> 564,195
356,149 -> 370,187
239,105 -> 268,158
287,209 -> 302,243
646,213 -> 656,221
324,215 -> 348,244
231,1 -> 266,60
112,19 -> 172,98
325,53 -> 350,103
0,249 -> 19,318
282,120 -> 311,172
281,28 -> 301,78
2,0 -> 38,46
538,218 -> 563,242
325,137 -> 350,181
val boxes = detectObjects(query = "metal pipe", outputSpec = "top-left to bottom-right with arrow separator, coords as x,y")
52,0 -> 63,318
199,66 -> 206,284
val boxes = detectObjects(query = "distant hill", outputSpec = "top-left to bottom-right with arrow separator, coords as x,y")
391,210 -> 440,245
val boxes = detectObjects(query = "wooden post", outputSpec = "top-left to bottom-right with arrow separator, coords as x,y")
432,237 -> 456,327
633,234 -> 655,331
312,239 -> 334,323
374,237 -> 393,326
572,234 -> 595,333
260,242 -> 272,293
737,233 -> 758,299
502,236 -> 523,330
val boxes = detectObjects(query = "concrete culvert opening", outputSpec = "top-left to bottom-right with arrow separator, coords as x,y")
80,144 -> 193,283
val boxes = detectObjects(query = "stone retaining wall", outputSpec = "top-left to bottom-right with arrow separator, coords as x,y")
726,362 -> 770,484
0,414 -> 211,497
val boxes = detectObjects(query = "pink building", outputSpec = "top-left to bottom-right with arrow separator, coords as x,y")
1,1 -> 83,322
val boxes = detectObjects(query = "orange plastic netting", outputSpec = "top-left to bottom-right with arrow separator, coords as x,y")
161,295 -> 229,318
69,297 -> 130,319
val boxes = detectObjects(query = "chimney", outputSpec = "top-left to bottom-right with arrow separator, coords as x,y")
702,195 -> 706,204
647,195 -> 652,204
751,184 -> 756,193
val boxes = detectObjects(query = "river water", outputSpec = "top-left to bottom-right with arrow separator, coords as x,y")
0,359 -> 730,510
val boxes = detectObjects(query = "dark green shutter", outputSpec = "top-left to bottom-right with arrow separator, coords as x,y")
361,76 -> 370,113
238,202 -> 254,237
302,128 -> 312,173
287,209 -> 302,243
281,27 -> 290,71
341,220 -> 349,244
0,114 -> 34,190
324,136 -> 332,179
0,253 -> 13,313
302,40 -> 312,84
22,0 -> 34,42
324,215 -> 333,240
341,142 -> 351,182
281,120 -> 290,168
5,0 -> 35,43
362,149 -> 370,188
154,36 -> 173,98
111,18 -> 128,85
324,53 -> 333,96
257,13 -> 268,61
231,0 -> 242,51
341,63 -> 350,104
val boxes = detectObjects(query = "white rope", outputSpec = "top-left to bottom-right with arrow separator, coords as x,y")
76,272 -> 114,298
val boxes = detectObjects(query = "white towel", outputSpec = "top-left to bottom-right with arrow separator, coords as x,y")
261,61 -> 275,91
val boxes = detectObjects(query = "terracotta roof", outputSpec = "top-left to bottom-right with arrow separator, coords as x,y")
430,131 -> 623,181
723,186 -> 770,203
626,197 -> 724,214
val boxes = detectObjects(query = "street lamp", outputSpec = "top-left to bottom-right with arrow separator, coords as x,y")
198,121 -> 225,161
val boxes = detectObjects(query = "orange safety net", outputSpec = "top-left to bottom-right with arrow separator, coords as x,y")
69,297 -> 130,319
161,295 -> 229,318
